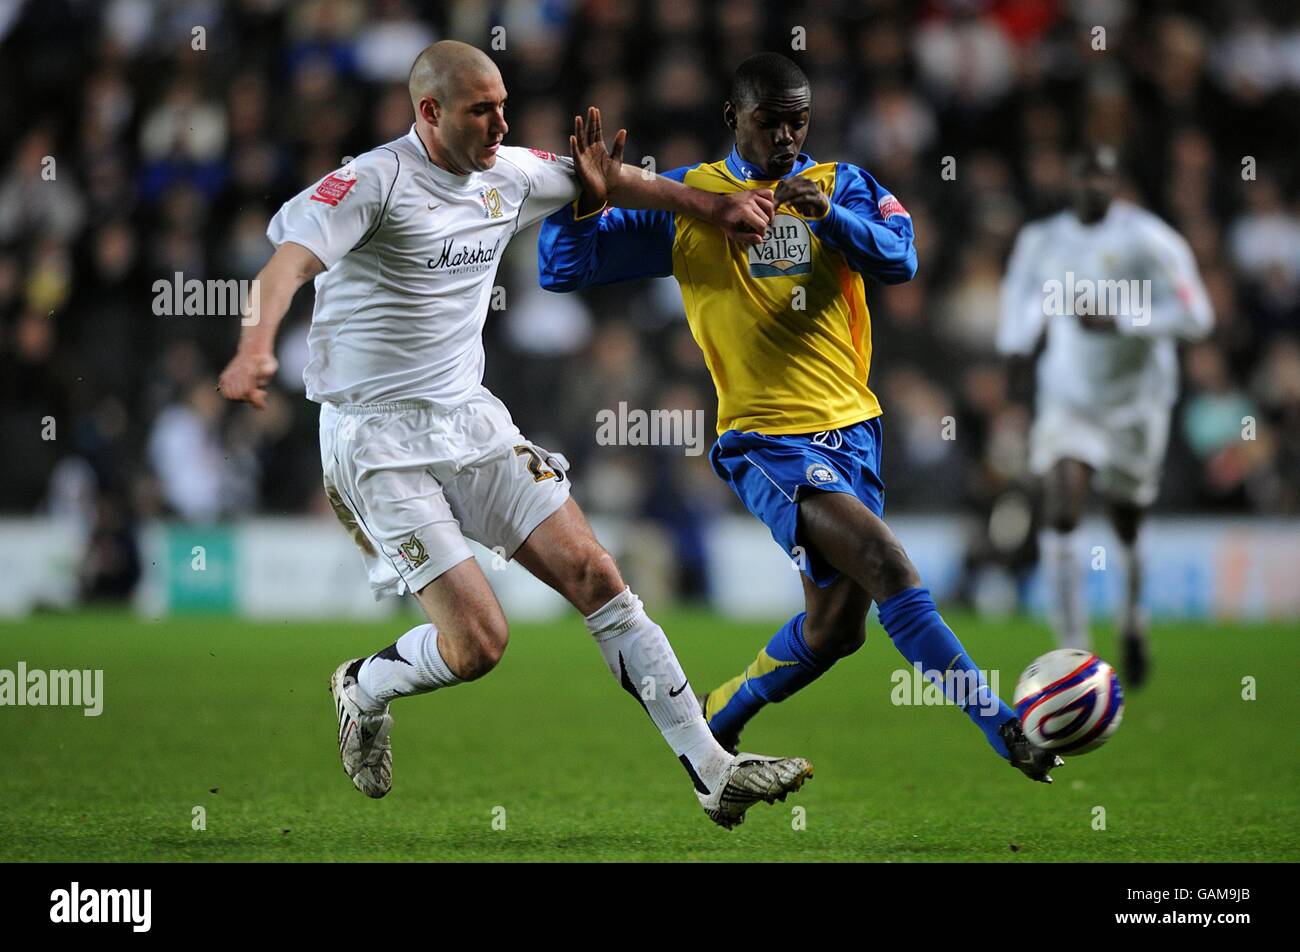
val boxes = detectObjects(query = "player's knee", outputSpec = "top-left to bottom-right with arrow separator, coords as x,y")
575,546 -> 624,609
452,616 -> 509,680
1044,466 -> 1087,532
855,533 -> 919,597
1109,506 -> 1142,545
1043,487 -> 1082,532
1046,505 -> 1082,534
805,616 -> 867,659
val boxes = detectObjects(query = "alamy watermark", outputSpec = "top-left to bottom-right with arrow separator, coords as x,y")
1043,271 -> 1151,326
0,663 -> 103,716
50,882 -> 150,932
595,401 -> 708,457
153,272 -> 260,325
890,662 -> 1001,716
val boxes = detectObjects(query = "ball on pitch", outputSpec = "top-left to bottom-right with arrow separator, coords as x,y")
1013,649 -> 1124,754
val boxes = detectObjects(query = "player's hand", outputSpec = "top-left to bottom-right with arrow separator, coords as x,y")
217,348 -> 278,409
570,106 -> 626,213
773,177 -> 829,218
1078,312 -> 1118,333
711,189 -> 773,246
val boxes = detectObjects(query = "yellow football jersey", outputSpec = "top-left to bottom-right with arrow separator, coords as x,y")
538,149 -> 918,435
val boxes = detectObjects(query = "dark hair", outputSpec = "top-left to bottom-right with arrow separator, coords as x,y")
730,52 -> 809,107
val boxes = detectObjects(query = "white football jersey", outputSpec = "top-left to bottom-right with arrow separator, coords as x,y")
997,200 -> 1213,415
267,127 -> 580,406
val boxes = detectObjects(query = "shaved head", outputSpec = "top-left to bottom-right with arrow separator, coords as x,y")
408,40 -> 499,111
407,41 -> 509,175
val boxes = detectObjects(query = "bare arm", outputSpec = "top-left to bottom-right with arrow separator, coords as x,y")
608,165 -> 772,244
217,241 -> 325,408
570,107 -> 771,244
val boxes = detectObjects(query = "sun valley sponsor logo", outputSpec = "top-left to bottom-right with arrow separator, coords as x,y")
50,883 -> 151,932
748,212 -> 812,278
0,663 -> 103,716
427,236 -> 503,275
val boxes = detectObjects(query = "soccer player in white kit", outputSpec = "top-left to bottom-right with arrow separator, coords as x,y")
217,41 -> 811,828
997,147 -> 1213,686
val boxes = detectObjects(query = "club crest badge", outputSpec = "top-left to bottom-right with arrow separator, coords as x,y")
806,463 -> 839,486
398,534 -> 429,569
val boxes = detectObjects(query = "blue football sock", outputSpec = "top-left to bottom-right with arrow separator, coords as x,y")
877,586 -> 1015,758
706,612 -> 831,741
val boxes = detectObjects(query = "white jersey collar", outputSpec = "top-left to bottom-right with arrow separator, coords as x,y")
407,125 -> 478,189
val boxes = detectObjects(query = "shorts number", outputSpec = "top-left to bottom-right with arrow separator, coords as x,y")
515,445 -> 560,482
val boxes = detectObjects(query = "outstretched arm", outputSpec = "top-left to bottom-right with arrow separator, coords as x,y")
569,107 -> 771,244
538,201 -> 675,293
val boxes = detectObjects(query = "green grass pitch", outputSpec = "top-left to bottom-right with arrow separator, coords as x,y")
1,609 -> 1296,862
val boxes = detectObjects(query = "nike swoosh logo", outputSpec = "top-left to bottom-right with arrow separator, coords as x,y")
669,680 -> 689,698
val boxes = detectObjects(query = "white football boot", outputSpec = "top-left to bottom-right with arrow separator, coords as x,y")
698,753 -> 814,829
329,659 -> 393,799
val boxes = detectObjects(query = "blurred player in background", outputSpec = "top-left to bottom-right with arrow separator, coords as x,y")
217,40 -> 811,829
540,52 -> 1061,783
997,147 -> 1214,686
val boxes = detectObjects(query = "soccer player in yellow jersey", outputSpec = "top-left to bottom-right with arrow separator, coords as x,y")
539,53 -> 1060,783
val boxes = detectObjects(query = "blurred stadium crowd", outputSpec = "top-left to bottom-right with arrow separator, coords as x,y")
0,0 -> 1297,602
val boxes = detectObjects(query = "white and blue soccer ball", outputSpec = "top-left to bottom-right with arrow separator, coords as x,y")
1013,649 -> 1124,754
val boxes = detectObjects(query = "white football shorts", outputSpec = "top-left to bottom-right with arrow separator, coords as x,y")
1029,401 -> 1171,507
319,386 -> 571,599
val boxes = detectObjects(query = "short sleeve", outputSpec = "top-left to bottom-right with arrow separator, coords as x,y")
267,148 -> 399,269
503,146 -> 581,230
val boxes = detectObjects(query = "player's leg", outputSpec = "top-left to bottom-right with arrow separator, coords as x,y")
325,447 -> 502,710
354,555 -> 508,705
320,403 -> 505,797
512,498 -> 812,825
1039,457 -> 1093,649
1098,408 -> 1166,687
798,490 -> 1058,779
331,557 -> 509,799
698,419 -> 1056,779
702,572 -> 871,752
1107,499 -> 1150,687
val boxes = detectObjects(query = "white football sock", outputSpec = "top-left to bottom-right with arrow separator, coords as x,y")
1039,528 -> 1090,650
355,623 -> 461,712
1118,535 -> 1145,635
585,587 -> 732,794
